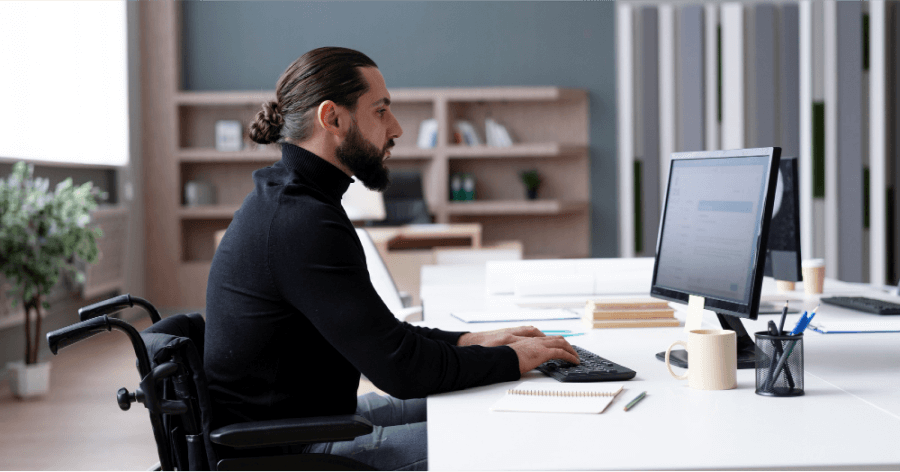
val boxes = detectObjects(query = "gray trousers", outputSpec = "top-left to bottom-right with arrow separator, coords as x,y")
303,393 -> 428,470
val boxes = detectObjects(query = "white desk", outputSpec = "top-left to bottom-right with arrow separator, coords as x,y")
420,259 -> 900,470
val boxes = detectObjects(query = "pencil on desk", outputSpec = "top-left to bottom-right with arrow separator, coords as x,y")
624,391 -> 646,411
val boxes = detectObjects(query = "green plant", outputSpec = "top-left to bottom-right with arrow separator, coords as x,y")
520,169 -> 542,191
0,162 -> 105,365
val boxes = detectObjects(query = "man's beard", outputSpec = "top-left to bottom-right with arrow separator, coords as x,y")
336,122 -> 392,191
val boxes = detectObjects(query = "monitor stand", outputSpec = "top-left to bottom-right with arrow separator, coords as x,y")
655,313 -> 758,369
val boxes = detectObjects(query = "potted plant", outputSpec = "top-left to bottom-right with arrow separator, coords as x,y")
0,161 -> 105,398
520,169 -> 542,200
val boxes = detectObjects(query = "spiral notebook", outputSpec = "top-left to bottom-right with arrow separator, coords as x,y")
490,380 -> 624,414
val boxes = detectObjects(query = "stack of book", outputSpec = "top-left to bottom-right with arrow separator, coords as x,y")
583,297 -> 680,329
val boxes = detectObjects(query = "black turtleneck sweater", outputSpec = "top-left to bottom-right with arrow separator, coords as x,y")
204,144 -> 520,427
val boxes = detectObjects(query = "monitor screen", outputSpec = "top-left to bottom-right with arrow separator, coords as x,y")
651,148 -> 781,321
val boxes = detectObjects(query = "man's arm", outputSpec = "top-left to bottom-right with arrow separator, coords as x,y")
269,207 -> 520,397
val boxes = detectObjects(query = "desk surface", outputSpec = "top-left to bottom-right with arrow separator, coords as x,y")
420,259 -> 900,470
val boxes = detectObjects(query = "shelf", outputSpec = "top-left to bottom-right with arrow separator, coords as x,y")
178,148 -> 280,163
178,146 -> 435,163
176,87 -> 586,106
176,91 -> 274,105
403,87 -> 586,102
443,143 -> 586,159
445,200 -> 588,216
387,148 -> 436,160
178,205 -> 240,220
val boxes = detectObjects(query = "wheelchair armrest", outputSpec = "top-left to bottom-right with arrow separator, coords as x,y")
209,414 -> 373,449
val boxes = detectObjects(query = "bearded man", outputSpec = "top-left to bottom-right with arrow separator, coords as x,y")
204,47 -> 578,471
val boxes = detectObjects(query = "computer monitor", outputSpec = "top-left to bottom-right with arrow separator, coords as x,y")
372,171 -> 431,226
763,157 -> 802,282
651,147 -> 781,369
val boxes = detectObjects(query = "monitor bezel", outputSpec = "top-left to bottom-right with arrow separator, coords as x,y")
763,156 -> 803,282
650,147 -> 782,321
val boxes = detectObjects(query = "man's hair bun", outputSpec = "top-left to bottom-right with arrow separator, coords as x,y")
249,100 -> 284,144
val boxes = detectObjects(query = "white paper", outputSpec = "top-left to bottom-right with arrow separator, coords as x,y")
684,295 -> 706,332
807,320 -> 900,333
450,309 -> 578,323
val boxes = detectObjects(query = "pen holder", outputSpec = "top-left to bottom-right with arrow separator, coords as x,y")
754,331 -> 804,397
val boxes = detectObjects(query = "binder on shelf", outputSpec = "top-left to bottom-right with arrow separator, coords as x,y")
491,380 -> 624,414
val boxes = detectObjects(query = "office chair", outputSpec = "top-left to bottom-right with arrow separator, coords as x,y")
355,228 -> 423,322
46,294 -> 376,471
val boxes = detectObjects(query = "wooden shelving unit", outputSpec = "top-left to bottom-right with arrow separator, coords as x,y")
445,200 -> 588,216
140,3 -> 590,308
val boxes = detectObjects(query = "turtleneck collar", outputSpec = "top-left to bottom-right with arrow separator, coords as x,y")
280,142 -> 354,201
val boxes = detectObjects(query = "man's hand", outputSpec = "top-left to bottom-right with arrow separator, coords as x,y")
457,326 -> 544,348
508,336 -> 580,374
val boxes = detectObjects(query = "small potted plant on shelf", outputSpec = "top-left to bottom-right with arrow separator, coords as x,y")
520,169 -> 542,200
0,161 -> 105,398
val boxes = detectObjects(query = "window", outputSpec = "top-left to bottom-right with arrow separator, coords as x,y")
0,1 -> 128,167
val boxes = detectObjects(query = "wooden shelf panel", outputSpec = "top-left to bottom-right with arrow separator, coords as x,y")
443,143 -> 586,159
387,148 -> 436,160
178,148 -> 280,163
176,87 -> 585,106
445,200 -> 588,216
422,87 -> 586,102
178,205 -> 240,220
178,146 -> 435,163
176,91 -> 274,105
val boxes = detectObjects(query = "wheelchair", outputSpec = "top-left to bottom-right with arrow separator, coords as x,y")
47,294 -> 376,471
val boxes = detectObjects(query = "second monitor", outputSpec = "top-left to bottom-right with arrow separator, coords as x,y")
651,147 -> 782,369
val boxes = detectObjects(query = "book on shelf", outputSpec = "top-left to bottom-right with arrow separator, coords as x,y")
490,380 -> 624,414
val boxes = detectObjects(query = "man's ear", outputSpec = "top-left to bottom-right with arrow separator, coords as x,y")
317,101 -> 341,135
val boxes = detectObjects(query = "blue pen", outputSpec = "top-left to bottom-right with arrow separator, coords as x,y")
561,333 -> 584,338
541,330 -> 571,334
789,311 -> 810,335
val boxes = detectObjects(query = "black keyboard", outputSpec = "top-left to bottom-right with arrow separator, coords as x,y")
820,296 -> 900,315
537,345 -> 636,382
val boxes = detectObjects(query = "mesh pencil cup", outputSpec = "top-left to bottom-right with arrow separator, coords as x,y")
754,331 -> 804,397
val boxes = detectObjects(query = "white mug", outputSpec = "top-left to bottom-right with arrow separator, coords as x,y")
666,329 -> 737,390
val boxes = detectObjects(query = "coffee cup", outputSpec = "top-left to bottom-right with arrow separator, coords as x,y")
801,259 -> 825,295
665,329 -> 737,390
776,280 -> 796,292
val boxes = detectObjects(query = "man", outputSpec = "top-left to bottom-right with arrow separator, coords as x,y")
205,47 -> 579,471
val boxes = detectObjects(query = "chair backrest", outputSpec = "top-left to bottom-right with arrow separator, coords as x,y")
141,313 -> 218,471
355,228 -> 406,315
